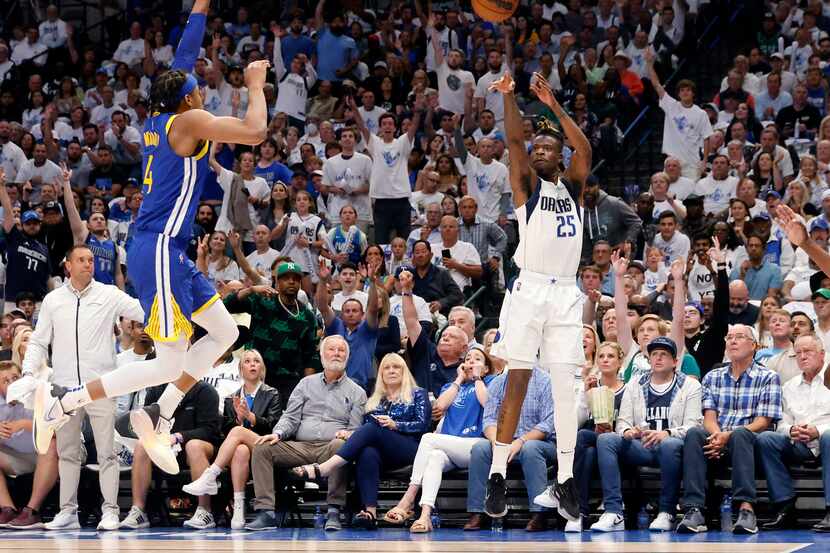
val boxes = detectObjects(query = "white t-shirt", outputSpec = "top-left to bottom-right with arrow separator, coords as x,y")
0,141 -> 27,183
643,266 -> 668,294
694,174 -> 738,215
436,62 -> 475,115
668,176 -> 695,200
410,191 -> 445,218
474,63 -> 508,123
659,93 -> 714,168
281,212 -> 326,274
104,126 -> 142,165
332,289 -> 369,312
431,240 -> 480,289
625,44 -> 652,78
208,258 -> 242,286
90,103 -> 119,130
652,199 -> 683,220
15,159 -> 62,203
389,293 -> 432,331
322,152 -> 373,223
463,155 -> 510,223
11,40 -> 47,66
38,19 -> 68,49
113,38 -> 145,67
652,231 -> 691,265
359,106 -> 386,136
202,360 -> 242,414
368,133 -> 413,199
246,248 -> 280,282
687,260 -> 715,300
215,168 -> 270,241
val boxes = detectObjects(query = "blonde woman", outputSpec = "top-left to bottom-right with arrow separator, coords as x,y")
384,347 -> 497,533
291,353 -> 429,529
649,172 -> 686,220
795,154 -> 828,208
783,179 -> 811,218
179,350 -> 282,529
581,325 -> 599,382
568,341 -> 626,532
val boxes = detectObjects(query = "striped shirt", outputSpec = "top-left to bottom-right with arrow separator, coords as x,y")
458,216 -> 508,264
483,367 -> 554,439
701,362 -> 782,431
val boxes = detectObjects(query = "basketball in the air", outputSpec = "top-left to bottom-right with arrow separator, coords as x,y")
472,0 -> 520,22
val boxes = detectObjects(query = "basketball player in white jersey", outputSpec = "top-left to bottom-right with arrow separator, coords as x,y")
484,71 -> 591,523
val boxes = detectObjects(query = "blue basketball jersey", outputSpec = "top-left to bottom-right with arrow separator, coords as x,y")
86,233 -> 117,285
136,112 -> 211,242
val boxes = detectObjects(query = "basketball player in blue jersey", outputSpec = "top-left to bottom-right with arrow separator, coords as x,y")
30,0 -> 270,475
483,71 -> 592,524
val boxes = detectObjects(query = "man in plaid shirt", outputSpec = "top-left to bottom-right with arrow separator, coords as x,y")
677,324 -> 782,535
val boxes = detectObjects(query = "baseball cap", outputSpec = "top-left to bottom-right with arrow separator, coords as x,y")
394,265 -> 415,279
822,190 -> 830,202
311,169 -> 324,177
21,211 -> 41,224
766,190 -> 782,200
813,288 -> 830,300
685,301 -> 705,315
752,212 -> 771,221
628,260 -> 646,274
682,194 -> 704,206
276,262 -> 303,278
374,61 -> 388,70
702,102 -> 719,112
42,201 -> 62,214
613,51 -> 632,64
342,79 -> 356,89
811,217 -> 830,232
646,336 -> 677,357
770,52 -> 784,60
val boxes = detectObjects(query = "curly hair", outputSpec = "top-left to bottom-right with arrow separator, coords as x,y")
149,70 -> 189,113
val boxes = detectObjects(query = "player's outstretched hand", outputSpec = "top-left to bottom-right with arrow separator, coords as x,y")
610,249 -> 629,276
774,204 -> 808,247
488,72 -> 514,94
530,72 -> 558,110
244,60 -> 271,90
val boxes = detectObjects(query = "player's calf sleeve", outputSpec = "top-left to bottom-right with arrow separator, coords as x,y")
183,300 -> 239,381
548,363 -> 578,482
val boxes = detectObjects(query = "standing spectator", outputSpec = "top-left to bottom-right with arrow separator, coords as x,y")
581,176 -> 643,263
455,131 -> 510,224
244,336 -> 366,532
211,150 -> 270,253
224,262 -> 319,403
652,211 -> 691,266
38,5 -> 69,50
647,50 -> 713,180
103,111 -> 141,178
695,155 -> 739,216
279,15 -> 315,69
313,1 -> 358,82
428,14 -> 475,116
0,178 -> 50,311
11,28 -> 47,67
111,22 -> 144,68
22,244 -> 143,531
321,127 -> 372,232
245,225 -> 280,283
317,260 -> 379,390
677,324 -> 781,535
0,121 -> 26,183
272,27 -> 316,130
352,95 -> 423,244
13,143 -> 60,205
330,262 -> 368,312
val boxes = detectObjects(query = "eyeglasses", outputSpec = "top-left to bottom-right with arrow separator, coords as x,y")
724,334 -> 753,343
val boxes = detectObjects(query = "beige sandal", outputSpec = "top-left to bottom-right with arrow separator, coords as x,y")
383,506 -> 414,525
409,518 -> 433,533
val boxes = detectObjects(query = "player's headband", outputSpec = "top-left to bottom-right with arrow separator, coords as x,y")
176,74 -> 198,102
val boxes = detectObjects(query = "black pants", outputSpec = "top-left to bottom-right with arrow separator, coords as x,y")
373,198 -> 411,244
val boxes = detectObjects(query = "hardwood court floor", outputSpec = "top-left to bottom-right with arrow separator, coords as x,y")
0,528 -> 818,553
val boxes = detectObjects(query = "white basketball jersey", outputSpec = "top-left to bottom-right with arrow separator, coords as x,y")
514,176 -> 583,277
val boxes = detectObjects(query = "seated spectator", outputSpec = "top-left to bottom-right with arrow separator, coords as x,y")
755,309 -> 795,370
652,211 -> 690,266
409,239 -> 464,315
317,260 -> 379,391
755,72 -> 792,121
765,310 -> 812,383
775,83 -> 822,140
464,366 -> 555,532
581,176 -> 642,263
290,353 -> 429,530
407,203 -> 443,254
757,334 -> 830,531
727,280 -> 760,325
730,234 -> 782,300
592,337 -> 701,532
331,262 -> 368,313
0,361 -> 58,530
244,336 -> 365,532
384,347 -> 496,533
118,381 -> 221,529
567,341 -> 625,532
197,231 -> 242,288
677,324 -> 781,535
181,350 -> 282,529
695,155 -> 739,216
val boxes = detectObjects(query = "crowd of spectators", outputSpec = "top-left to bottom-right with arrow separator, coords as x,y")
2,0 -> 830,537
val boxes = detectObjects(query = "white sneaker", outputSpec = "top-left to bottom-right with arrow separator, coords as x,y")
33,381 -> 70,455
183,507 -> 215,529
120,506 -> 150,529
45,509 -> 80,530
532,485 -> 559,509
231,503 -> 245,530
565,516 -> 583,533
590,512 -> 625,532
182,472 -> 219,496
97,509 -> 120,531
649,512 -> 675,532
130,404 -> 179,475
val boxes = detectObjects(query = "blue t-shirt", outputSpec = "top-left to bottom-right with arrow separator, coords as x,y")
255,161 -> 293,187
326,318 -> 378,389
408,330 -> 461,398
439,375 -> 496,438
646,376 -> 677,431
729,261 -> 783,301
316,27 -> 358,81
281,34 -> 316,68
756,346 -> 785,364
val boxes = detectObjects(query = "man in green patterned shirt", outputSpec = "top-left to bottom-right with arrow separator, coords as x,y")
224,262 -> 320,406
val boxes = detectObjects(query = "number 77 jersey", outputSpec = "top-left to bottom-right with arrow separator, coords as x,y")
513,176 -> 583,278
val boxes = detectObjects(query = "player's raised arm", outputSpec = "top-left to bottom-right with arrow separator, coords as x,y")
171,0 -> 210,73
530,72 -> 592,193
172,60 -> 269,147
490,72 -> 533,207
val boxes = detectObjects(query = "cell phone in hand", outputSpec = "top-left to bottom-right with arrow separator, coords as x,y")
442,248 -> 451,259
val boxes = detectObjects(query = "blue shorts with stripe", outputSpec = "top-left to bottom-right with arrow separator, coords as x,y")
127,231 -> 219,342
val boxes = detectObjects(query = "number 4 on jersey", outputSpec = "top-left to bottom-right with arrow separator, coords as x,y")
143,154 -> 154,194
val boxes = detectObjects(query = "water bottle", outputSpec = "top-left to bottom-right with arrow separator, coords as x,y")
491,516 -> 503,533
637,506 -> 650,530
430,509 -> 441,529
313,506 -> 325,529
720,495 -> 733,532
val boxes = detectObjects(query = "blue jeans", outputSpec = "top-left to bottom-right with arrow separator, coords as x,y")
337,421 -> 420,508
596,432 -> 684,514
682,426 -> 758,508
467,438 -> 557,513
757,430 -> 830,506
574,428 -> 598,516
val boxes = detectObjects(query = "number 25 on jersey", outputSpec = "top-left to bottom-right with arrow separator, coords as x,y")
556,214 -> 576,237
